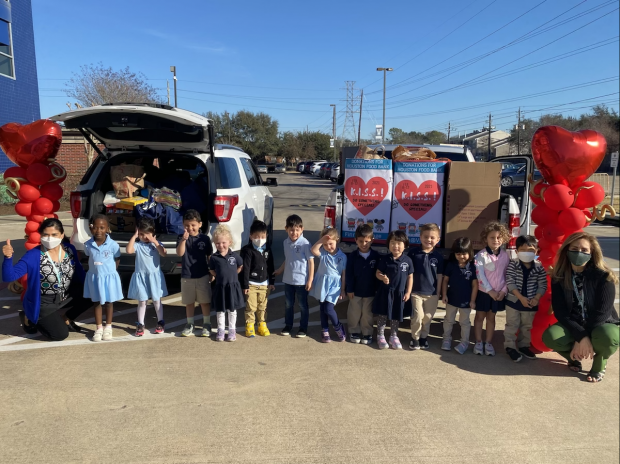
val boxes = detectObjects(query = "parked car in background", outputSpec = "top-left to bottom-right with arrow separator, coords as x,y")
329,163 -> 340,182
303,161 -> 314,174
319,162 -> 331,178
275,163 -> 286,173
257,164 -> 268,174
501,164 -> 543,186
311,161 -> 326,176
297,161 -> 306,172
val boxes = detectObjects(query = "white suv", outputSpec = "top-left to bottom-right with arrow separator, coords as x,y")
49,103 -> 276,275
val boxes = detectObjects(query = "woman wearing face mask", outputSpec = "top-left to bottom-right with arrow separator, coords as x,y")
2,218 -> 91,341
543,232 -> 619,383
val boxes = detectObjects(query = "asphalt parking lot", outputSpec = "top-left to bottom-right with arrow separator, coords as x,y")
0,171 -> 618,464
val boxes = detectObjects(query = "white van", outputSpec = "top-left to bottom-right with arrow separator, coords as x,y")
49,103 -> 277,275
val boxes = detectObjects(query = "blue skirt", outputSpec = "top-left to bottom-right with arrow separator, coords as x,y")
128,271 -> 168,302
372,285 -> 405,321
475,291 -> 506,313
84,271 -> 124,304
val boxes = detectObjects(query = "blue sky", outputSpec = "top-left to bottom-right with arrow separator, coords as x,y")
33,0 -> 619,139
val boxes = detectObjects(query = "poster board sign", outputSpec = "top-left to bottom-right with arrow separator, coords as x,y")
390,161 -> 448,245
445,162 -> 501,250
343,158 -> 393,243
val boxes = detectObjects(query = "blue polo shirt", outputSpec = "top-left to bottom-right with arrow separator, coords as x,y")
177,233 -> 213,279
345,249 -> 380,297
282,235 -> 313,286
408,248 -> 444,296
444,261 -> 477,308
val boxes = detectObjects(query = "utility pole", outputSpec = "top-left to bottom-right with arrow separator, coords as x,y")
170,66 -> 178,107
225,111 -> 231,144
330,104 -> 336,159
357,89 -> 364,145
447,122 -> 451,142
517,107 -> 522,155
377,68 -> 393,144
167,80 -> 170,106
488,113 -> 492,161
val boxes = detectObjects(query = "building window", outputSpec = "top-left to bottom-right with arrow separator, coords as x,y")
0,19 -> 14,79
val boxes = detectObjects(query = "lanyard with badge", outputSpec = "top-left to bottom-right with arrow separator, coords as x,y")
572,274 -> 586,320
46,249 -> 64,290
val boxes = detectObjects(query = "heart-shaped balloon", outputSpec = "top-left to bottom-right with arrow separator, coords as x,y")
0,120 -> 62,168
531,126 -> 606,189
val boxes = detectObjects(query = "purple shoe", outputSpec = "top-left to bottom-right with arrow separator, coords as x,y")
321,331 -> 332,343
377,335 -> 389,350
335,323 -> 346,342
389,335 -> 403,350
227,328 -> 237,342
216,329 -> 225,342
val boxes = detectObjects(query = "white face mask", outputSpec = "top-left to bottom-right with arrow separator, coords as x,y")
517,251 -> 536,263
41,236 -> 63,249
252,238 -> 266,248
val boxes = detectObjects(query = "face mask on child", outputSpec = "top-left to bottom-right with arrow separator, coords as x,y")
517,251 -> 535,263
252,238 -> 266,248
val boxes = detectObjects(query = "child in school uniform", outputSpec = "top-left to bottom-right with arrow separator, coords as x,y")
345,224 -> 379,345
408,223 -> 444,350
373,230 -> 414,350
504,235 -> 547,362
240,220 -> 276,337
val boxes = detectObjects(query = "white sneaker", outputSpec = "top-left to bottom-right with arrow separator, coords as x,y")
102,326 -> 113,341
441,339 -> 452,351
454,341 -> 469,355
473,341 -> 484,355
92,328 -> 103,342
485,342 -> 496,356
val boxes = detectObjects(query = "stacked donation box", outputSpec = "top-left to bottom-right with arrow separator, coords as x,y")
342,146 -> 501,249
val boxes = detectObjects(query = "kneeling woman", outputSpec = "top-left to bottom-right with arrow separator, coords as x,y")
543,232 -> 619,383
2,218 -> 91,341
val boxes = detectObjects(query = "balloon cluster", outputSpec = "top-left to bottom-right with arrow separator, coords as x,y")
528,126 -> 616,352
0,120 -> 65,250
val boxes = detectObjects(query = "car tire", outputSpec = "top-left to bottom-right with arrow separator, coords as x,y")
500,176 -> 513,187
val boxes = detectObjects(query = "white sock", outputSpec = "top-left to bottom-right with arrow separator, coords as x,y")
152,299 -> 163,321
228,310 -> 237,331
137,301 -> 147,325
217,311 -> 225,330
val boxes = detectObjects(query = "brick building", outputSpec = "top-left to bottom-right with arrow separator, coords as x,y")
0,0 -> 40,172
56,128 -> 102,174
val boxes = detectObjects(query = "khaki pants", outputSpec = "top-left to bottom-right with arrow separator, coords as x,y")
503,307 -> 536,349
347,296 -> 374,336
410,294 -> 439,340
245,285 -> 270,324
442,304 -> 472,343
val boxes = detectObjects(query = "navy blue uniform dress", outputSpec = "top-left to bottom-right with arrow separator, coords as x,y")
209,251 -> 245,312
372,254 -> 414,321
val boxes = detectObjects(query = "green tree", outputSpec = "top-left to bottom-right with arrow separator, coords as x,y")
424,130 -> 447,145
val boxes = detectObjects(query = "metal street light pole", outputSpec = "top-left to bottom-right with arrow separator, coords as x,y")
170,66 -> 177,107
377,67 -> 393,144
330,104 -> 336,160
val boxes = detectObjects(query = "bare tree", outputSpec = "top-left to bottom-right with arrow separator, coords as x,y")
65,63 -> 162,107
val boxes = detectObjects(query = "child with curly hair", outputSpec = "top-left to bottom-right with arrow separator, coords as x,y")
473,221 -> 510,356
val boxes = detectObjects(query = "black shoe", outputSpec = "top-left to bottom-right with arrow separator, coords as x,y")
361,335 -> 373,345
518,347 -> 537,360
66,319 -> 83,333
409,339 -> 420,350
296,329 -> 307,338
506,347 -> 523,363
19,311 -> 38,335
281,326 -> 292,336
419,337 -> 430,350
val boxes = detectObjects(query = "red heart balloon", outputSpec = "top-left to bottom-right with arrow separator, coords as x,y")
532,126 -> 607,189
0,120 -> 62,168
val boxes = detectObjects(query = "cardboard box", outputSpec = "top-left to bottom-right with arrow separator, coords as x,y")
109,213 -> 136,233
390,161 -> 448,245
444,162 -> 501,250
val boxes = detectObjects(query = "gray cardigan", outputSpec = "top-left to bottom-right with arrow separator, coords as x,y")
505,259 -> 547,303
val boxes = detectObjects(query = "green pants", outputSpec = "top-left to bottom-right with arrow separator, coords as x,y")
543,323 -> 620,372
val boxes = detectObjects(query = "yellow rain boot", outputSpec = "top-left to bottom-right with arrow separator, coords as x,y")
245,323 -> 255,338
257,321 -> 270,337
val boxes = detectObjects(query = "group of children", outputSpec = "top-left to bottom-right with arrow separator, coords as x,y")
82,210 -> 547,362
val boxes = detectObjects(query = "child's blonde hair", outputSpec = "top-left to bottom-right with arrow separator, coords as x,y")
212,224 -> 234,248
320,227 -> 340,241
480,221 -> 510,245
419,223 -> 440,235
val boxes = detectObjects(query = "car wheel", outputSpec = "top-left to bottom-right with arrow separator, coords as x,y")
500,176 -> 513,187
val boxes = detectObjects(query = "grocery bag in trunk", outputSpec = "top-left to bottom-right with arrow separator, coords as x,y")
390,161 -> 448,245
343,158 -> 393,243
110,164 -> 146,199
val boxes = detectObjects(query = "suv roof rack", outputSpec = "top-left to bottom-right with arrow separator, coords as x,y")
215,144 -> 244,152
100,102 -> 175,110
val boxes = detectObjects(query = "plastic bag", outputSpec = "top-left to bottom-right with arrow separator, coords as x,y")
152,187 -> 182,210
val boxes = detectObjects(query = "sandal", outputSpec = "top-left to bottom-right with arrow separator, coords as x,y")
567,360 -> 582,373
586,369 -> 606,383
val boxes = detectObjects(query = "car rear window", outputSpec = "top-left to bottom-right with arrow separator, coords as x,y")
215,157 -> 242,189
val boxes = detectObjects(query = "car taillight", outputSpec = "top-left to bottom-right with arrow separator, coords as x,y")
70,192 -> 82,219
507,213 -> 520,249
214,195 -> 239,222
324,205 -> 336,228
